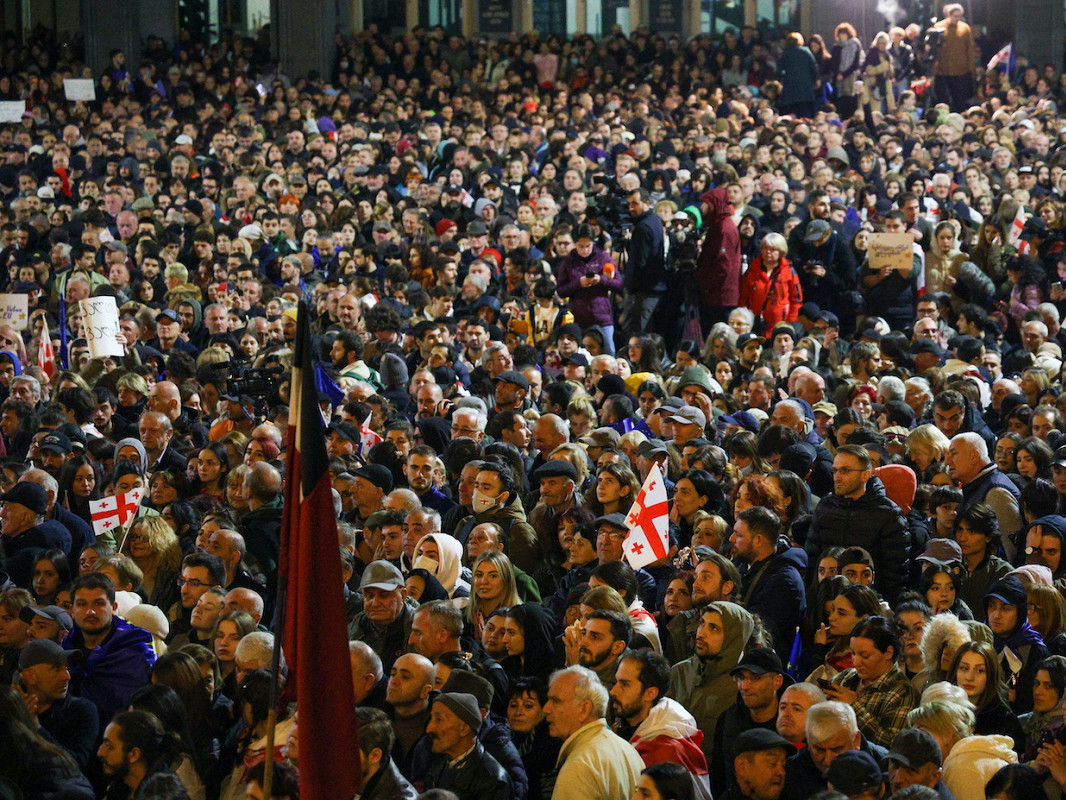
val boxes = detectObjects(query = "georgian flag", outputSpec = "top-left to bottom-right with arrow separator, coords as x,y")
89,489 -> 143,541
623,464 -> 670,570
988,43 -> 1013,71
1008,205 -> 1027,247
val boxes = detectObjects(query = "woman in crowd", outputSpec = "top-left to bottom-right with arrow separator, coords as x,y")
919,564 -> 973,619
193,442 -> 231,502
467,551 -> 521,639
807,581 -> 882,682
213,610 -> 258,702
948,640 -> 1025,747
120,515 -> 183,610
501,602 -> 558,683
825,615 -> 918,746
507,677 -> 560,800
1020,655 -> 1066,759
31,549 -> 71,607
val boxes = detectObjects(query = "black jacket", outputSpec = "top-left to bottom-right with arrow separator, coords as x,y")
420,740 -> 512,800
362,758 -> 417,800
806,476 -> 910,604
738,543 -> 808,663
623,208 -> 666,293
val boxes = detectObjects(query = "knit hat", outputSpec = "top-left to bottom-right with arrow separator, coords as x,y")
434,692 -> 483,733
873,465 -> 917,514
379,353 -> 409,388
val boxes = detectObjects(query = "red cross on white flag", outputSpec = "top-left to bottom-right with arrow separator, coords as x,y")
89,488 -> 144,540
624,463 -> 669,570
1008,206 -> 1027,248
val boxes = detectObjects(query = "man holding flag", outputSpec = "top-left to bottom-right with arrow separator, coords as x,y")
275,302 -> 361,800
728,507 -> 807,664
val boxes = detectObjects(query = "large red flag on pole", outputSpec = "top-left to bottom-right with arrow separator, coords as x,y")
277,301 -> 361,799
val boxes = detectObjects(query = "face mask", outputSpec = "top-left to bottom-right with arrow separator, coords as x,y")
472,489 -> 497,514
413,556 -> 439,575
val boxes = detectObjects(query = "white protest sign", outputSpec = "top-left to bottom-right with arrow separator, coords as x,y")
0,294 -> 27,330
79,297 -> 123,358
63,79 -> 97,102
868,233 -> 914,272
0,102 -> 23,123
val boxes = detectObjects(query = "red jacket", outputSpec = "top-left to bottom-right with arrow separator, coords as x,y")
738,254 -> 803,330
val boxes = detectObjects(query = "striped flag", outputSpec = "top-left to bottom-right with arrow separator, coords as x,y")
279,302 -> 361,800
89,488 -> 143,542
623,463 -> 669,570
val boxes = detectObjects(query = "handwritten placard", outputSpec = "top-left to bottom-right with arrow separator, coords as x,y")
0,294 -> 27,330
79,297 -> 122,358
868,233 -> 914,272
63,79 -> 97,102
0,102 -> 24,123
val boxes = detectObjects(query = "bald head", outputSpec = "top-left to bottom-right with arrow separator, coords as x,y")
149,380 -> 182,421
206,529 -> 246,578
533,413 -> 569,456
224,587 -> 264,624
384,488 -> 420,514
794,372 -> 825,405
247,462 -> 281,506
349,640 -> 383,704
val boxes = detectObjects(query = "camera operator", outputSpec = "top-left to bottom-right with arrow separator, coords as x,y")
931,3 -> 977,112
622,188 -> 667,336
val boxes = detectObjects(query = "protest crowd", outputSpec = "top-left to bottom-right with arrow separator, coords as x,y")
7,4 -> 1066,800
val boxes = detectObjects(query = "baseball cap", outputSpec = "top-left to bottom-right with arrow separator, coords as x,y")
19,604 -> 73,631
326,422 -> 360,442
736,333 -> 765,350
155,309 -> 179,324
812,401 -> 838,417
1053,445 -> 1066,468
730,647 -> 785,677
805,219 -> 831,242
911,338 -> 946,357
40,431 -> 72,455
352,464 -> 394,493
579,427 -> 622,448
886,728 -> 943,769
18,638 -> 74,671
720,410 -> 760,433
826,750 -> 884,796
0,482 -> 48,515
563,353 -> 589,368
359,560 -> 405,591
669,405 -> 708,428
636,439 -> 669,458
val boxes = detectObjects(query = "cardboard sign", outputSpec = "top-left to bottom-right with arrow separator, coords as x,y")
63,79 -> 97,102
0,102 -> 24,123
0,294 -> 27,330
79,297 -> 122,358
868,233 -> 914,272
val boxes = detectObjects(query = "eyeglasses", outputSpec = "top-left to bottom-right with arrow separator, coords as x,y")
597,530 -> 627,542
884,433 -> 907,443
176,578 -> 210,589
831,467 -> 864,475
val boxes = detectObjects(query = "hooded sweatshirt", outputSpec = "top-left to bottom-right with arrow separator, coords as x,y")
1023,515 -> 1066,581
668,601 -> 754,762
502,603 -> 558,683
942,734 -> 1017,800
413,533 -> 469,600
985,575 -> 1049,713
695,188 -> 742,307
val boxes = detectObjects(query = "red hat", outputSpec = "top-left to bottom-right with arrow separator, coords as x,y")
436,219 -> 458,237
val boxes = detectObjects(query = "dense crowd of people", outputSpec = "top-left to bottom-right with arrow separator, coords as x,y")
2,4 -> 1066,800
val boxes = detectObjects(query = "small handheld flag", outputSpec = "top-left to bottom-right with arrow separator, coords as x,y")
623,464 -> 670,570
987,42 -> 1013,72
89,489 -> 143,541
